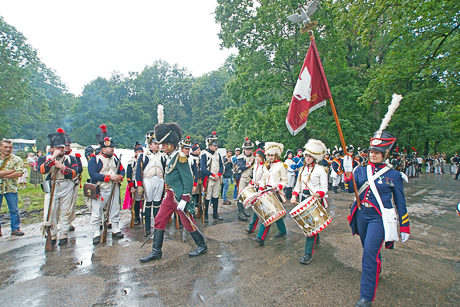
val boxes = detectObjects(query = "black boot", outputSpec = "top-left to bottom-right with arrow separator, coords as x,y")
212,197 -> 223,221
285,187 -> 292,200
152,201 -> 161,219
300,253 -> 312,265
140,228 -> 164,263
237,202 -> 248,221
144,202 -> 152,236
189,231 -> 207,257
134,201 -> 141,224
332,186 -> 338,194
340,182 -> 346,192
204,200 -> 210,223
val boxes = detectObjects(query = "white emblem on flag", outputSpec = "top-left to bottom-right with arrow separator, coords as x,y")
293,67 -> 312,101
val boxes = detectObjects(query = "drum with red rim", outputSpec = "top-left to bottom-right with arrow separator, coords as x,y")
289,196 -> 331,237
253,190 -> 286,226
238,185 -> 259,209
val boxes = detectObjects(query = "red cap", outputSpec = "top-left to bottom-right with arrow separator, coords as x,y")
100,125 -> 107,133
57,128 -> 65,134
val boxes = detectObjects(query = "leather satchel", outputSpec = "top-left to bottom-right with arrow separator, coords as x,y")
83,183 -> 100,199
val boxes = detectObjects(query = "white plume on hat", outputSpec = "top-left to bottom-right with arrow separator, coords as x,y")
303,139 -> 327,161
378,94 -> 403,132
157,104 -> 164,124
264,142 -> 284,156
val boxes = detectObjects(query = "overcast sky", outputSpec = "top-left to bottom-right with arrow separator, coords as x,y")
1,0 -> 236,95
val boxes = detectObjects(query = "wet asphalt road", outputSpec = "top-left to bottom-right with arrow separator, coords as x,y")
0,173 -> 459,307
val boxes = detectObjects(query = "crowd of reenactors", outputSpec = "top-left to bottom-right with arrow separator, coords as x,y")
29,120 -> 460,307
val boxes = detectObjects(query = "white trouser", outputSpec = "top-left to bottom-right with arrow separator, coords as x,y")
43,180 -> 74,239
90,185 -> 121,238
206,177 -> 221,200
331,171 -> 341,186
287,172 -> 296,188
144,176 -> 164,202
69,179 -> 80,223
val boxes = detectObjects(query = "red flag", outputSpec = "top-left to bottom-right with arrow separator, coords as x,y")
286,39 -> 332,135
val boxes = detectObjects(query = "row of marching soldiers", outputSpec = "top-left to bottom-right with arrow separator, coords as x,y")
38,123 -> 411,307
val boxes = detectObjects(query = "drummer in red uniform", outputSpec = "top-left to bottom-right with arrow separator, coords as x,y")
291,139 -> 328,264
253,142 -> 288,245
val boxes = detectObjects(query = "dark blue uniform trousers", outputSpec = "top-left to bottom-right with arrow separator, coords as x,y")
356,206 -> 384,302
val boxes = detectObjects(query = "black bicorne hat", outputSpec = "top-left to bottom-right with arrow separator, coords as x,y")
95,125 -> 116,148
154,123 -> 182,145
48,128 -> 67,147
284,149 -> 293,159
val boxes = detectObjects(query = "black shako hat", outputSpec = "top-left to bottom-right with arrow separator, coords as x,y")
95,124 -> 116,148
205,131 -> 218,147
145,130 -> 157,144
133,141 -> 143,152
48,128 -> 67,147
369,130 -> 397,159
242,137 -> 254,149
154,122 -> 182,145
180,135 -> 192,149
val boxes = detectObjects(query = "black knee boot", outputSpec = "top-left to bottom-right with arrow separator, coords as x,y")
134,201 -> 141,224
144,202 -> 152,236
212,197 -> 223,220
193,194 -> 200,208
340,182 -> 346,192
152,201 -> 161,219
204,200 -> 209,223
189,231 -> 207,257
285,187 -> 292,200
237,202 -> 248,221
140,228 -> 164,262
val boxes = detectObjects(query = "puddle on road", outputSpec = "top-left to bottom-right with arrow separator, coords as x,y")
7,243 -> 45,284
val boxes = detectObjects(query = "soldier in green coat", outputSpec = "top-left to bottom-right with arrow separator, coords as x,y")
140,122 -> 207,263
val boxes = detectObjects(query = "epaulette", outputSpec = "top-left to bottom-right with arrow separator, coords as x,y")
178,152 -> 188,163
283,163 -> 288,169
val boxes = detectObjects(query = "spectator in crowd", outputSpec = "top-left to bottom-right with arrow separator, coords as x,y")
222,149 -> 233,205
0,139 -> 25,237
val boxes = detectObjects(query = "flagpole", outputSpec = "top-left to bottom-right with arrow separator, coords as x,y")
308,31 -> 362,209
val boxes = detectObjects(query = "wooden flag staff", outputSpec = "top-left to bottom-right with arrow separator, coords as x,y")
308,31 -> 362,209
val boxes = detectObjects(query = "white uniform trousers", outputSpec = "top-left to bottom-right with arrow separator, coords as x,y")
287,171 -> 296,188
43,180 -> 74,239
143,176 -> 164,202
69,179 -> 80,223
90,185 -> 121,238
331,171 -> 341,187
206,177 -> 221,200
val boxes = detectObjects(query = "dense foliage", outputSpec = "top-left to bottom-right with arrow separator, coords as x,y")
1,0 -> 459,155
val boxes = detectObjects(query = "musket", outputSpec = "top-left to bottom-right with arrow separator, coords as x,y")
175,211 -> 180,229
195,178 -> 203,218
45,168 -> 58,251
130,190 -> 135,228
101,154 -> 123,243
139,155 -> 147,235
